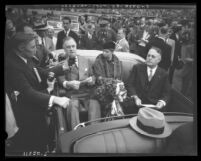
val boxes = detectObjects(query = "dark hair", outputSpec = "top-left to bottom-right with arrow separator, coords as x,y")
16,22 -> 33,32
62,16 -> 71,23
150,46 -> 162,56
159,26 -> 169,35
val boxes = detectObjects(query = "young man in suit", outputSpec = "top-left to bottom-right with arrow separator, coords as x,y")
115,28 -> 130,52
125,46 -> 171,114
58,36 -> 101,130
56,16 -> 79,50
5,32 -> 71,153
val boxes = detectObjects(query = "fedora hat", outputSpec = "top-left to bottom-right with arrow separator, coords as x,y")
129,107 -> 172,138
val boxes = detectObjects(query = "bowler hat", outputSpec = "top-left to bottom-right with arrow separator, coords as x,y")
129,107 -> 172,138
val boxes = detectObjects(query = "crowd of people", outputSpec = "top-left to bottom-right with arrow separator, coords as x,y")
5,7 -> 195,154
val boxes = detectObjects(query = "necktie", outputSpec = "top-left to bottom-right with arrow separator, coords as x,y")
148,69 -> 153,81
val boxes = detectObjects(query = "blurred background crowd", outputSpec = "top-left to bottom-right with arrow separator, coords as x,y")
5,5 -> 195,101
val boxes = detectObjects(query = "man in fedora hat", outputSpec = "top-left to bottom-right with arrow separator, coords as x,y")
126,46 -> 171,113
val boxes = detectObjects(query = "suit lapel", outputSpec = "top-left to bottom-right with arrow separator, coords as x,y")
149,67 -> 162,91
140,64 -> 149,88
77,56 -> 89,81
13,54 -> 39,85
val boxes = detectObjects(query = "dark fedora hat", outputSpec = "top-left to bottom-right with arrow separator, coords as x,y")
103,41 -> 116,50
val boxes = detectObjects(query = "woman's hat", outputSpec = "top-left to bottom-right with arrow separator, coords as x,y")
129,107 -> 172,138
103,41 -> 116,50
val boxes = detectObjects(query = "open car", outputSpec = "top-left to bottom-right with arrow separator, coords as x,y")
48,49 -> 195,155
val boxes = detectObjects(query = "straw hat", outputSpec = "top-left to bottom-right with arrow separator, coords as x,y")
129,107 -> 172,138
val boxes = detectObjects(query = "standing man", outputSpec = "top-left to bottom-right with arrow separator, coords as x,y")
169,24 -> 183,84
115,28 -> 130,52
146,24 -> 172,71
125,46 -> 171,114
56,16 -> 79,50
80,23 -> 98,50
58,37 -> 101,130
46,26 -> 57,51
5,32 -> 70,152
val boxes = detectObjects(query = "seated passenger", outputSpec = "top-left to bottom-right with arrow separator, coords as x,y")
125,46 -> 171,114
58,36 -> 101,130
92,41 -> 125,117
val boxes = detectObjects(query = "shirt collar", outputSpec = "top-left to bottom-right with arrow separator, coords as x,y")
147,65 -> 158,75
65,29 -> 70,35
16,53 -> 28,64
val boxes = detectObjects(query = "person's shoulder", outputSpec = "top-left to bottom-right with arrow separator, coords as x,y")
157,66 -> 169,76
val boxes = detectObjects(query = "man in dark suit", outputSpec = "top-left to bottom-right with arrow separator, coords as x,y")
5,32 -> 70,152
58,36 -> 101,130
169,24 -> 183,84
56,16 -> 79,50
125,46 -> 171,113
146,24 -> 172,71
80,23 -> 99,50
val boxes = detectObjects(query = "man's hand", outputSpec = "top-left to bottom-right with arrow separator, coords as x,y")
155,101 -> 164,110
53,96 -> 70,109
47,78 -> 56,93
85,76 -> 96,85
131,95 -> 142,106
135,97 -> 142,106
67,80 -> 80,90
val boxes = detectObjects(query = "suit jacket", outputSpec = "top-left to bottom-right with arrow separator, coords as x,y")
170,33 -> 182,66
5,51 -> 64,151
166,38 -> 176,64
80,32 -> 99,50
56,30 -> 79,50
115,38 -> 130,52
58,55 -> 94,96
146,36 -> 172,71
127,63 -> 171,105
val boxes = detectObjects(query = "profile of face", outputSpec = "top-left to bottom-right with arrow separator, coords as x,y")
63,38 -> 77,58
19,39 -> 37,59
146,48 -> 161,68
103,49 -> 113,60
117,29 -> 125,40
63,19 -> 71,31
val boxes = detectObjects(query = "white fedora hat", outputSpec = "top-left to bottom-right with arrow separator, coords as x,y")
129,107 -> 172,138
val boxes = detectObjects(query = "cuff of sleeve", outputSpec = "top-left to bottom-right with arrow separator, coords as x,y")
158,100 -> 166,106
63,81 -> 67,88
48,96 -> 55,108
